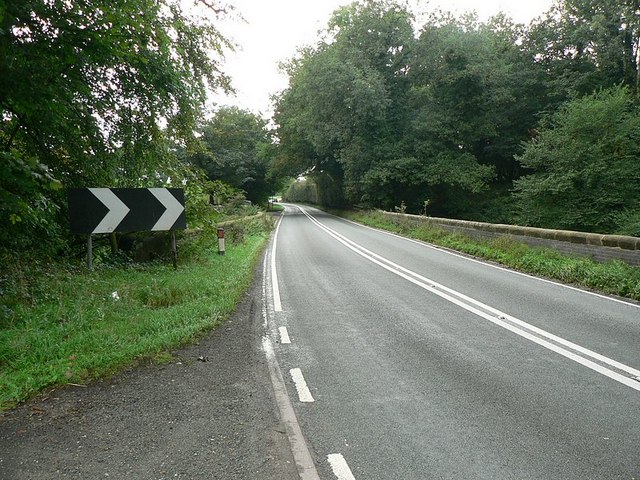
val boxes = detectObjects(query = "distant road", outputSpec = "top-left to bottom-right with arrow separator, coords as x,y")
265,204 -> 640,480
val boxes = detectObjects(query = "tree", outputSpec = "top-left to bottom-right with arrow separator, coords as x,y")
513,85 -> 640,234
398,12 -> 546,218
274,0 -> 414,207
526,0 -> 640,100
275,3 -> 550,217
189,107 -> 273,205
0,0 -> 231,253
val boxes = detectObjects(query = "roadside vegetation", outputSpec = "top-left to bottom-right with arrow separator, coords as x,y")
0,2 -> 280,410
4,0 -> 640,409
275,1 -> 640,237
341,210 -> 640,302
0,215 -> 273,411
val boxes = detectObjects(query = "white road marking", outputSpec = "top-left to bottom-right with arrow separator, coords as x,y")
279,326 -> 291,344
271,216 -> 283,312
297,206 -> 640,393
290,368 -> 315,402
340,213 -> 640,310
262,338 -> 320,480
327,454 -> 356,480
261,253 -> 270,329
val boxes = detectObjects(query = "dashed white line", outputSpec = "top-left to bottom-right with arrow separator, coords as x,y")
279,326 -> 291,344
328,454 -> 356,480
290,368 -> 315,403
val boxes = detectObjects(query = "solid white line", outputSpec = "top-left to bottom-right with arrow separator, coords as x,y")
261,253 -> 270,329
290,368 -> 315,402
297,206 -> 640,392
327,454 -> 356,480
262,338 -> 320,480
338,212 -> 640,311
271,216 -> 283,312
279,326 -> 291,344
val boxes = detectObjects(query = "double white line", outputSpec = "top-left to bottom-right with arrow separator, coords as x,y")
298,206 -> 640,393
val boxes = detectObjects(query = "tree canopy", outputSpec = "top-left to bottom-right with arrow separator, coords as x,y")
274,0 -> 640,234
4,0 -> 640,262
514,85 -> 640,235
187,106 -> 273,205
1,0 -> 231,253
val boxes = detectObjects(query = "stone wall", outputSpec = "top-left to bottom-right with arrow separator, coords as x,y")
381,211 -> 640,266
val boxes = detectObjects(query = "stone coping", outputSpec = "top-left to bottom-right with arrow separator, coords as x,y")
381,212 -> 640,251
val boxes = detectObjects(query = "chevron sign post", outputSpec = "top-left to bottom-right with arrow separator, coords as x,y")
68,188 -> 186,269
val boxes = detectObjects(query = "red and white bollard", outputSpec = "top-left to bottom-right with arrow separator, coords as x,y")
217,227 -> 225,255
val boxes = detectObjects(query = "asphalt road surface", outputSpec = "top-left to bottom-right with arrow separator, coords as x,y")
265,204 -> 640,480
0,261 -> 298,480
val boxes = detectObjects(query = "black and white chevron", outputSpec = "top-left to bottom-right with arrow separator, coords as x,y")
68,188 -> 186,234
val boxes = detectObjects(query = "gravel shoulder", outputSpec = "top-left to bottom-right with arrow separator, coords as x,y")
0,255 -> 298,479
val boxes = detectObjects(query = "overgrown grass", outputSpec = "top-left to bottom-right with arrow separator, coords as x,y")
340,210 -> 640,302
0,217 -> 273,410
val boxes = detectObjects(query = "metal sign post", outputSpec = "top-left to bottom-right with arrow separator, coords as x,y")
87,234 -> 93,271
171,231 -> 177,270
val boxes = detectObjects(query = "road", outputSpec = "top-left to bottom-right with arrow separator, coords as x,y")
263,204 -> 640,480
0,264 -> 298,480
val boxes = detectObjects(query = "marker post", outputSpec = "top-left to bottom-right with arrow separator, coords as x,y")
217,227 -> 225,255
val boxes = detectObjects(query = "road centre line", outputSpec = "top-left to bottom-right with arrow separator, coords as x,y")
290,368 -> 315,403
279,326 -> 291,344
327,453 -> 357,480
297,206 -> 640,392
340,213 -> 640,311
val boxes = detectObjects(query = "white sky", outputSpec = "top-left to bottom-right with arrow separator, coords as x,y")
206,0 -> 554,118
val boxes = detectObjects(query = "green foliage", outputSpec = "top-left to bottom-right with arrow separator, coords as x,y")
273,0 -> 640,234
274,2 -> 547,217
188,107 -> 274,205
284,177 -> 319,204
1,0 -> 231,257
0,219 -> 272,409
410,12 -> 546,185
525,0 -> 640,99
274,0 -> 414,207
514,85 -> 640,233
177,168 -> 238,230
343,210 -> 640,301
0,150 -> 65,253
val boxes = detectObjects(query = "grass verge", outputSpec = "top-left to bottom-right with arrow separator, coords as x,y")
0,217 -> 273,410
339,210 -> 640,302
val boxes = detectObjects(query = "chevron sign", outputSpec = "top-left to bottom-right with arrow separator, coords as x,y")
68,188 -> 186,234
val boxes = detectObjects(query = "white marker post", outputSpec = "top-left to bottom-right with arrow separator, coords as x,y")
217,227 -> 225,255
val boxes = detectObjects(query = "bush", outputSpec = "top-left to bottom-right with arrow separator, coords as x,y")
514,86 -> 640,234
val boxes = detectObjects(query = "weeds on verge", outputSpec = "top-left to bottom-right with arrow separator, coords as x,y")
0,217 -> 273,410
340,210 -> 640,302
